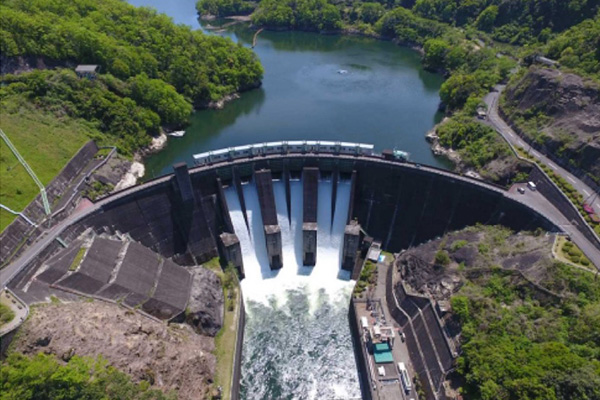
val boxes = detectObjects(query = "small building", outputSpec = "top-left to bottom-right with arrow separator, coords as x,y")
75,65 -> 100,79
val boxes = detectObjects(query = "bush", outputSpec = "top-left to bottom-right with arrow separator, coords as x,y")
0,303 -> 15,326
434,250 -> 451,266
451,240 -> 468,252
0,353 -> 175,400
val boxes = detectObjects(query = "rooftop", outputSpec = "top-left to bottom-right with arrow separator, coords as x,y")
75,65 -> 99,72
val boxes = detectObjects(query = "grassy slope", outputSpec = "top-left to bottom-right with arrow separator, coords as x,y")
203,258 -> 239,400
0,101 -> 92,231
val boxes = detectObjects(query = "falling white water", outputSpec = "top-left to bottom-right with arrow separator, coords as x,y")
224,178 -> 361,400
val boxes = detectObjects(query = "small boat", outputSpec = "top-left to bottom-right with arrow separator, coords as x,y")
337,69 -> 348,74
168,130 -> 185,137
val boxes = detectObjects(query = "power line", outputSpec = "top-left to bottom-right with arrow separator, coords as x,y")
0,128 -> 51,215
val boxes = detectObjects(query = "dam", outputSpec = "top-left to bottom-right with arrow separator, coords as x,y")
4,143 -> 562,400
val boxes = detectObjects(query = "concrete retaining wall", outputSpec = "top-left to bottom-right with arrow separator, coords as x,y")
349,299 -> 374,400
0,141 -> 98,266
231,294 -> 246,400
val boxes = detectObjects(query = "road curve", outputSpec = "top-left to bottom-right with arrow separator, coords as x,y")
484,85 -> 600,213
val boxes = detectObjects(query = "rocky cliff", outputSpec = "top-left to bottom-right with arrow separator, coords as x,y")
502,67 -> 600,180
13,301 -> 216,400
186,266 -> 224,337
396,225 -> 556,302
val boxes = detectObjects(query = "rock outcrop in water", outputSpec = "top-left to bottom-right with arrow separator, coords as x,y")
186,266 -> 224,337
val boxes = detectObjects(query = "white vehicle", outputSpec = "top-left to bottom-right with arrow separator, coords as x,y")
527,181 -> 537,191
397,362 -> 412,393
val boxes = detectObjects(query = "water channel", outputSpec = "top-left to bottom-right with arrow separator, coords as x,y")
127,0 -> 448,178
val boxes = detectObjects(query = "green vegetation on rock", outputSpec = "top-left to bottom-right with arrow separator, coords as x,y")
436,115 -> 510,169
454,263 -> 600,399
0,353 -> 176,400
400,225 -> 600,399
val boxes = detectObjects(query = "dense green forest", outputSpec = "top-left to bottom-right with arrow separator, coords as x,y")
0,353 -> 176,400
1,70 -> 186,154
0,0 -> 263,155
452,261 -> 600,399
196,0 -> 598,179
1,0 -> 263,106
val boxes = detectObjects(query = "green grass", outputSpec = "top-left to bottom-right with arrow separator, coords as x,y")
203,258 -> 239,400
0,104 -> 91,231
69,247 -> 86,271
0,302 -> 16,327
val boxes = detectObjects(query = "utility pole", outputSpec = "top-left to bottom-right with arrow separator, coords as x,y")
0,129 -> 51,215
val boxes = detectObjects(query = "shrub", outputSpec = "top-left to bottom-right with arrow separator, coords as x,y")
451,240 -> 468,252
434,250 -> 451,266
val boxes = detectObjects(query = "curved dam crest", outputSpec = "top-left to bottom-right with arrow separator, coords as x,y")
6,153 -> 559,400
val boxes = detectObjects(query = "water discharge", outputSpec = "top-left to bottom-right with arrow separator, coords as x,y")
224,179 -> 361,399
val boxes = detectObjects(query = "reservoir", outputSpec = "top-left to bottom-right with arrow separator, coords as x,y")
128,1 -> 447,178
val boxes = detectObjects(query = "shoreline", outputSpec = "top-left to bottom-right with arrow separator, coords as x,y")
139,18 -> 447,181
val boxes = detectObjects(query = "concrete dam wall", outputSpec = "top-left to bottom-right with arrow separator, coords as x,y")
11,155 -> 556,277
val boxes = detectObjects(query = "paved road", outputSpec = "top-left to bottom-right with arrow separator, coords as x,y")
507,184 -> 600,269
484,86 -> 600,213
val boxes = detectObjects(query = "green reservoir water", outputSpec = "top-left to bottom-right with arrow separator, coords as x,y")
128,1 -> 448,178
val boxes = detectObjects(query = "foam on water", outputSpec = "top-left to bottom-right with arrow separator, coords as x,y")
224,178 -> 361,399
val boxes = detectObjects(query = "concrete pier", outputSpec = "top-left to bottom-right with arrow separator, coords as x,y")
342,220 -> 361,271
219,232 -> 245,279
173,162 -> 195,203
302,168 -> 319,266
254,170 -> 283,269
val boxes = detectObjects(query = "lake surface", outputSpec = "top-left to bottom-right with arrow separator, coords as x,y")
127,1 -> 448,178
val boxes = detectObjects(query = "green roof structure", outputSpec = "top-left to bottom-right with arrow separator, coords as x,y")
373,342 -> 393,364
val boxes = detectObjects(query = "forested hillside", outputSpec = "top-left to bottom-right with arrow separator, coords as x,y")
1,0 -> 263,106
0,0 -> 263,230
0,0 -> 263,153
398,225 -> 600,400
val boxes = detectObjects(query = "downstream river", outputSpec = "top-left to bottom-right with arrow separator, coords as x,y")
127,1 -> 448,178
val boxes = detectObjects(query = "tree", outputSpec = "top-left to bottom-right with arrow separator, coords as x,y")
423,38 -> 450,70
475,5 -> 498,32
359,2 -> 386,24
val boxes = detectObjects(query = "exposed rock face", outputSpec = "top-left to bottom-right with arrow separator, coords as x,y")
13,301 -> 216,400
503,67 -> 600,179
186,266 -> 224,337
396,226 -> 555,302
